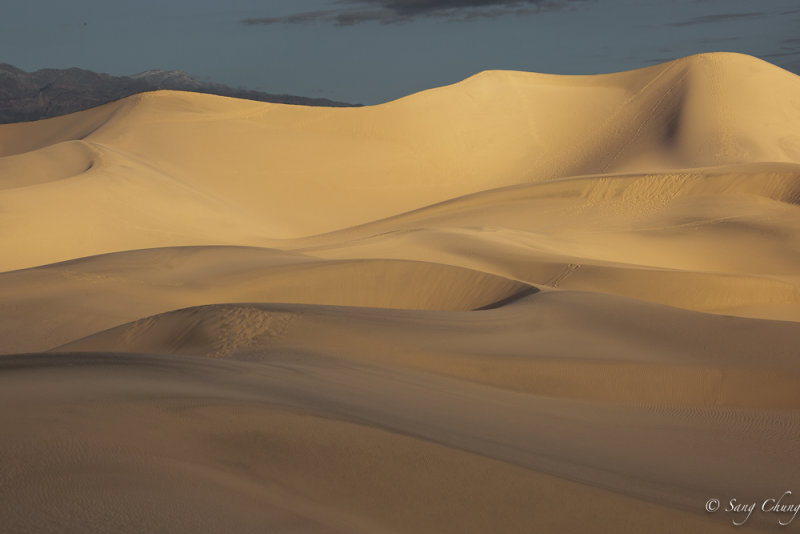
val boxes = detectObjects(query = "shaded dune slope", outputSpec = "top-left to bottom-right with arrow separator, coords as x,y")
4,351 -> 774,534
55,296 -> 800,408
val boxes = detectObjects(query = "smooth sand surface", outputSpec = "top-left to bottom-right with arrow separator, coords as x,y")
1,52 -> 799,532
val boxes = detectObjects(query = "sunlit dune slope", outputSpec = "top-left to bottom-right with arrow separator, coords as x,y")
1,52 -> 799,267
0,53 -> 798,322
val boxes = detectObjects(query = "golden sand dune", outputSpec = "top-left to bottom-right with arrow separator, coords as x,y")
1,52 -> 800,532
56,297 -> 800,407
2,52 -> 799,269
0,246 -> 531,353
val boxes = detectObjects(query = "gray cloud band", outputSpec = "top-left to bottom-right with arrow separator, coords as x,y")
667,12 -> 764,27
241,0 -> 586,26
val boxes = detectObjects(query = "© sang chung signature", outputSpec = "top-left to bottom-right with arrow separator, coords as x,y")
706,491 -> 800,526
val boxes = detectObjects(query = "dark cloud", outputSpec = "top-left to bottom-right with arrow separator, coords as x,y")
668,12 -> 764,27
762,50 -> 800,59
241,0 -> 584,26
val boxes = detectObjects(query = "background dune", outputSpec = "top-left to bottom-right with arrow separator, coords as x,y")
1,52 -> 799,533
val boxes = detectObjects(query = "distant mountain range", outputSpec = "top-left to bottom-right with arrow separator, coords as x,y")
0,64 -> 359,123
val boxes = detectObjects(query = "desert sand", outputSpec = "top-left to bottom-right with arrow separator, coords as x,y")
1,52 -> 800,533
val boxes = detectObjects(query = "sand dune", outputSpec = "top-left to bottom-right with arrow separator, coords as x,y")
2,52 -> 799,270
56,296 -> 800,408
1,52 -> 800,533
5,351 -> 770,534
0,246 -> 531,353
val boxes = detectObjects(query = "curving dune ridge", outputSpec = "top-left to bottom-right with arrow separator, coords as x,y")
1,52 -> 800,533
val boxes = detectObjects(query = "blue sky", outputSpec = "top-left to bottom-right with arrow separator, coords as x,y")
2,0 -> 799,104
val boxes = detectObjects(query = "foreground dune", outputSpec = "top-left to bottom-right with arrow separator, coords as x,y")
1,52 -> 800,533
